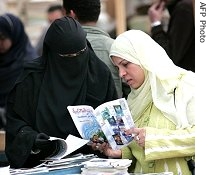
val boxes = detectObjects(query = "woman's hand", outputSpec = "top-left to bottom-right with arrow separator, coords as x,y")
125,127 -> 146,147
91,142 -> 122,158
91,142 -> 105,153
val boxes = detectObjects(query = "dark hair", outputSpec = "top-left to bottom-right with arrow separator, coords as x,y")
47,4 -> 63,13
62,0 -> 101,23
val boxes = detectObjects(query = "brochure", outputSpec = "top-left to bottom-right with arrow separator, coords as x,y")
67,98 -> 135,150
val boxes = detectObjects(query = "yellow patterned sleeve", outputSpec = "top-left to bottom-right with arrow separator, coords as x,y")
144,126 -> 195,161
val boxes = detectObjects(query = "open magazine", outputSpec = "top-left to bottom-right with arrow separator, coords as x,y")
44,134 -> 89,160
67,98 -> 135,150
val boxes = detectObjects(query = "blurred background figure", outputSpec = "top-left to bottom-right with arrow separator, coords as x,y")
127,3 -> 152,35
148,0 -> 195,72
35,4 -> 64,56
126,0 -> 169,35
0,0 -> 7,15
96,0 -> 116,35
0,13 -> 38,130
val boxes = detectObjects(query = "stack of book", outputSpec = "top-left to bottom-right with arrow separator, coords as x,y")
9,154 -> 97,175
81,158 -> 132,175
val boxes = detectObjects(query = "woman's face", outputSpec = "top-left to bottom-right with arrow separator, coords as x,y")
0,36 -> 12,54
111,56 -> 145,89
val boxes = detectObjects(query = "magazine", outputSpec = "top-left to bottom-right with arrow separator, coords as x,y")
67,98 -> 135,150
44,134 -> 89,160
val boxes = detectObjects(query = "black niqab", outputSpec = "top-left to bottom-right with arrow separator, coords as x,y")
36,17 -> 91,137
5,17 -> 118,168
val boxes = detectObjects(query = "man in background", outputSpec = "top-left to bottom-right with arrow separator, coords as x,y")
63,0 -> 130,98
35,4 -> 64,56
62,0 -> 130,98
148,0 -> 195,72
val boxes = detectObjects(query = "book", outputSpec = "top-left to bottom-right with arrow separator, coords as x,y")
44,134 -> 89,160
67,98 -> 135,150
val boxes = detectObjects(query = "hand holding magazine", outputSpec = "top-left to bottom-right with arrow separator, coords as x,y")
67,98 -> 135,150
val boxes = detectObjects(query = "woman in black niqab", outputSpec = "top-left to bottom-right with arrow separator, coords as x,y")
0,13 -> 38,128
5,16 -> 118,168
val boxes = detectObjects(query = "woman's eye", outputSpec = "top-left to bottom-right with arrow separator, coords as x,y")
122,62 -> 129,67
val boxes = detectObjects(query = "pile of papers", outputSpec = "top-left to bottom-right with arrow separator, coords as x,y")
81,158 -> 132,175
44,153 -> 96,171
9,154 -> 97,175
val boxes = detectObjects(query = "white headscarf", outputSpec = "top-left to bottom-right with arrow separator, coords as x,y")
109,30 -> 194,129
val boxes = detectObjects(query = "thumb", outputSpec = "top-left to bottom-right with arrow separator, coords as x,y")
124,127 -> 136,135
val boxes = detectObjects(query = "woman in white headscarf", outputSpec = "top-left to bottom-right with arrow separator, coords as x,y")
100,30 -> 195,175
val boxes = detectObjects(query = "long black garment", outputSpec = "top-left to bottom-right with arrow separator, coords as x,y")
151,0 -> 195,72
0,13 -> 37,111
5,17 -> 118,168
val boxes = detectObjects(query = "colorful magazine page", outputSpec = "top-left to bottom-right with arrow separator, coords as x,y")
67,98 -> 135,150
67,105 -> 107,144
94,98 -> 135,150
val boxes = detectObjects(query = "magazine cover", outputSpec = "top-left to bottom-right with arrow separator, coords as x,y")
67,105 -> 106,144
